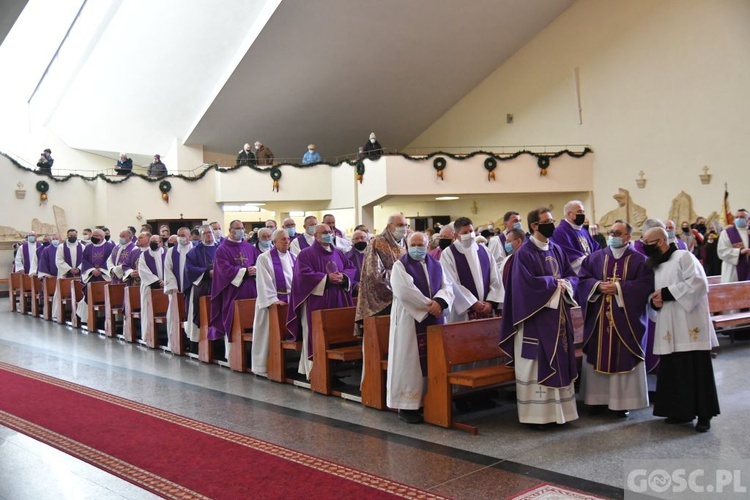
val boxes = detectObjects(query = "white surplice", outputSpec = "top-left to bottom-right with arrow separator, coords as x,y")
251,250 -> 294,375
487,232 -> 509,303
51,241 -> 81,320
439,241 -> 502,323
164,243 -> 191,350
386,259 -> 453,410
289,232 -> 314,256
717,227 -> 749,283
138,248 -> 165,343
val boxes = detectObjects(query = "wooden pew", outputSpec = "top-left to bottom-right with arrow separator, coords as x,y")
145,288 -> 170,349
20,274 -> 34,314
29,275 -> 45,317
56,278 -> 75,325
423,317 -> 512,433
229,298 -> 256,372
9,272 -> 23,312
104,284 -> 125,337
68,279 -> 83,328
122,286 -> 141,342
361,315 -> 391,410
708,281 -> 750,344
164,292 -> 187,355
267,303 -> 300,383
86,281 -> 108,333
707,275 -> 722,285
41,276 -> 57,321
198,295 -> 213,363
310,306 -> 361,397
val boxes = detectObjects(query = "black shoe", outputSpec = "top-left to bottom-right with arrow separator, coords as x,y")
696,418 -> 711,432
526,423 -> 551,431
398,409 -> 423,424
665,417 -> 694,425
613,410 -> 630,418
588,405 -> 607,415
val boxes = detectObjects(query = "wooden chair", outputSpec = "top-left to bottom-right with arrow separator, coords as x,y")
230,298 -> 256,372
104,284 -> 126,337
122,286 -> 141,342
267,303 -> 299,383
9,272 -> 23,313
41,276 -> 57,320
29,275 -> 45,317
68,279 -> 83,328
310,306 -> 361,396
146,288 -> 170,349
423,317 -> 513,433
361,315 -> 391,410
198,295 -> 213,363
86,281 -> 108,333
708,281 -> 750,343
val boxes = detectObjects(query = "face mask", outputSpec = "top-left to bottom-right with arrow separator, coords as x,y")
306,225 -> 316,236
213,229 -> 223,240
504,242 -> 514,255
167,242 -> 175,248
438,238 -> 452,250
512,222 -> 523,231
695,224 -> 706,234
666,230 -> 675,239
28,236 -> 36,243
90,236 -> 101,245
392,227 -> 406,240
308,149 -> 314,153
354,241 -> 367,251
320,233 -> 333,245
642,243 -> 661,257
178,237 -> 188,246
408,246 -> 426,260
487,225 -> 494,231
682,227 -> 690,233
734,218 -> 747,229
460,232 -> 475,248
537,222 -> 555,238
259,240 -> 272,250
118,237 -> 127,245
149,242 -> 159,251
233,229 -> 245,241
104,235 -> 110,241
82,235 -> 90,241
582,225 -> 589,232
608,236 -> 626,249
68,237 -> 77,244
51,239 -> 60,247
285,227 -> 296,238
42,241 -> 50,247
370,138 -> 376,144
574,214 -> 586,226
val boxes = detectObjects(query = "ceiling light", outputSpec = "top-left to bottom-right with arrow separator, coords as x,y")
435,196 -> 460,201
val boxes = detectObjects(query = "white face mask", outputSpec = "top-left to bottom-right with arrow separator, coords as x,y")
178,236 -> 188,246
392,226 -> 406,241
213,229 -> 222,240
370,138 -> 376,144
460,232 -> 475,248
306,225 -> 316,236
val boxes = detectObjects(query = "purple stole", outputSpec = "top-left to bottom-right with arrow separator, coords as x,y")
448,244 -> 491,301
401,254 -> 445,334
270,248 -> 295,303
497,232 -> 507,247
22,243 -> 39,273
171,247 -> 184,291
143,251 -> 165,279
63,243 -> 83,273
726,226 -> 749,281
296,233 -> 311,250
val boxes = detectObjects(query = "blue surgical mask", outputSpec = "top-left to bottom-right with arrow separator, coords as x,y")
285,227 -> 296,238
408,246 -> 426,260
320,233 -> 333,245
51,239 -> 60,248
306,225 -> 316,236
259,240 -> 272,250
233,229 -> 245,241
27,236 -> 36,243
119,237 -> 127,245
608,236 -> 626,249
735,218 -> 748,229
504,242 -> 514,255
666,230 -> 675,239
512,222 -> 523,231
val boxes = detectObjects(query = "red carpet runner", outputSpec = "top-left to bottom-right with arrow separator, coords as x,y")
0,362 -> 444,499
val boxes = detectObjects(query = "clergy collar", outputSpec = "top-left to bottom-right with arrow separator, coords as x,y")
610,244 -> 628,259
564,219 -> 583,231
530,235 -> 549,250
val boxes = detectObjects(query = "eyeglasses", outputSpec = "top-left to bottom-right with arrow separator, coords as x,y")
607,231 -> 625,237
641,239 -> 661,246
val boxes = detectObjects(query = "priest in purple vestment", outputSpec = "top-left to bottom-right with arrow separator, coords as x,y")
550,200 -> 599,275
290,216 -> 317,256
665,220 -> 689,251
76,229 -> 113,325
287,224 -> 356,379
499,207 -> 580,428
107,229 -> 136,285
209,220 -> 260,360
185,225 -> 217,352
123,232 -> 151,286
717,209 -> 750,283
14,232 -> 41,274
345,230 -> 368,297
576,221 -> 654,417
37,235 -> 60,279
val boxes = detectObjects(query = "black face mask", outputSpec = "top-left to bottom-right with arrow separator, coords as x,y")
574,214 -> 586,226
694,224 -> 706,234
438,238 -> 452,250
353,241 -> 367,251
42,241 -> 50,247
642,243 -> 661,257
90,236 -> 101,245
68,237 -> 77,244
104,235 -> 110,241
682,227 -> 690,233
537,222 -> 555,238
162,237 -> 169,244
480,230 -> 493,239
149,242 -> 159,251
582,225 -> 589,232
167,242 -> 175,248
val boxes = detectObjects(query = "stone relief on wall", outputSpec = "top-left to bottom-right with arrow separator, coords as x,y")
0,205 -> 66,250
598,188 -> 648,232
668,191 -> 697,225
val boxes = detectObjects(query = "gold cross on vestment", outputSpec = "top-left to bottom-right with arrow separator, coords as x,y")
689,327 -> 700,341
535,387 -> 546,398
663,331 -> 672,342
235,253 -> 248,266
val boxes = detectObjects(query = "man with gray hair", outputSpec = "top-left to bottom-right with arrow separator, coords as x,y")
354,214 -> 408,336
388,232 -> 453,423
164,227 -> 193,351
428,223 -> 455,261
551,200 -> 599,274
76,229 -> 113,326
184,225 -> 218,353
256,227 -> 273,253
236,143 -> 256,167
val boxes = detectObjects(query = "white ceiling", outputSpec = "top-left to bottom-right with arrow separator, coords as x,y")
15,0 -> 575,163
0,0 -> 27,46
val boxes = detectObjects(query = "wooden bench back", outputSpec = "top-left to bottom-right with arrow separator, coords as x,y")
311,306 -> 357,346
21,274 -> 32,291
72,280 -> 84,301
44,276 -> 57,295
430,317 -> 503,367
363,314 -> 390,359
106,284 -> 125,307
233,298 -> 256,333
58,278 -> 74,299
126,286 -> 141,311
271,302 -> 290,340
150,288 -> 169,315
708,282 -> 750,313
10,272 -> 23,289
88,280 -> 107,304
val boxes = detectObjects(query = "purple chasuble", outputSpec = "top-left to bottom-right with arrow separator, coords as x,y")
448,244 -> 491,300
209,240 -> 260,340
575,246 -> 654,373
111,242 -> 135,284
185,243 -> 217,328
270,247 -> 295,303
286,241 -> 356,359
499,238 -> 579,388
38,245 -> 58,276
551,221 -> 600,264
726,226 -> 749,281
345,248 -> 365,286
81,244 -> 112,281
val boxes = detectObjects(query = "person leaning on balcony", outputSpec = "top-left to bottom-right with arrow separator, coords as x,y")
115,153 -> 133,175
254,141 -> 274,166
362,132 -> 383,160
147,154 -> 167,177
36,148 -> 54,174
236,143 -> 256,167
302,144 -> 322,164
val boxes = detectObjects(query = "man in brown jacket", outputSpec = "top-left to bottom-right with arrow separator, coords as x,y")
254,141 -> 274,166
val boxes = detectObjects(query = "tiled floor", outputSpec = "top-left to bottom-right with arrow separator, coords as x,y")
1,302 -> 748,499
